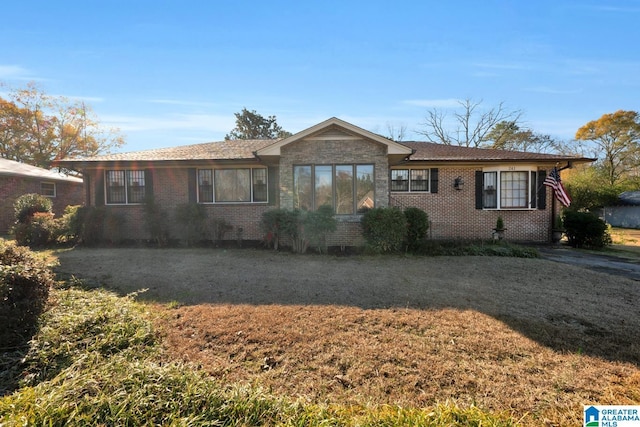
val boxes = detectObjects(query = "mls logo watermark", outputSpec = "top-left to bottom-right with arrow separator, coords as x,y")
585,406 -> 640,427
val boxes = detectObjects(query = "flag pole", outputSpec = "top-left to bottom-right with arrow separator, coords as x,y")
551,163 -> 558,241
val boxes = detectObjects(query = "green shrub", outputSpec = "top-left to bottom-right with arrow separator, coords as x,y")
411,239 -> 539,258
361,207 -> 407,253
563,210 -> 612,248
76,206 -> 106,245
261,207 -> 337,254
54,205 -> 82,244
0,239 -> 55,349
13,193 -> 52,224
143,197 -> 170,246
261,208 -> 299,251
12,194 -> 57,247
13,212 -> 56,247
404,207 -> 429,252
70,207 -> 126,246
174,203 -> 208,246
211,218 -> 233,245
304,205 -> 337,254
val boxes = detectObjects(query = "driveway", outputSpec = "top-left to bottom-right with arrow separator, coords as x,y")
538,245 -> 640,281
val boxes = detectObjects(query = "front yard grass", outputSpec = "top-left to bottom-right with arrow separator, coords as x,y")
1,286 -> 518,426
2,245 -> 639,426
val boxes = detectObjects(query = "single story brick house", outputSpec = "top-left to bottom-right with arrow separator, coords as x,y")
56,117 -> 593,245
0,158 -> 84,234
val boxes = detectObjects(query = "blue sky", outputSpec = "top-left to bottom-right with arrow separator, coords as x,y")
2,0 -> 639,153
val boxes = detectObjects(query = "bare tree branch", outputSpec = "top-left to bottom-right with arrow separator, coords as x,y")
417,98 -> 522,147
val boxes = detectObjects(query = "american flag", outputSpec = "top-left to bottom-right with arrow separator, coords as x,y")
543,167 -> 571,207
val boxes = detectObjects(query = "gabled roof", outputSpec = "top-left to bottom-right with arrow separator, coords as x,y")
55,118 -> 595,167
0,158 -> 82,182
402,141 -> 594,164
256,117 -> 413,157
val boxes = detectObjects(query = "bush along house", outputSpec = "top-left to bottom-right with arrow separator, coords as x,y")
0,158 -> 84,234
55,117 -> 594,246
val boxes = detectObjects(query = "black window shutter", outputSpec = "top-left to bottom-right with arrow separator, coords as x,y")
537,170 -> 547,210
430,168 -> 439,193
267,166 -> 279,206
144,169 -> 153,201
475,170 -> 484,210
95,170 -> 105,206
84,173 -> 91,206
530,172 -> 537,209
188,168 -> 197,203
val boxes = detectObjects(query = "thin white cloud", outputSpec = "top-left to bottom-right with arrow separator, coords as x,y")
524,86 -> 582,95
402,99 -> 462,108
52,94 -> 105,103
583,4 -> 640,13
103,113 -> 234,135
0,64 -> 38,81
148,99 -> 221,108
472,61 -> 529,70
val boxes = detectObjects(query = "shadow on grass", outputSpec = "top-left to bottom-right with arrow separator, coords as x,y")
0,326 -> 39,396
54,247 -> 640,366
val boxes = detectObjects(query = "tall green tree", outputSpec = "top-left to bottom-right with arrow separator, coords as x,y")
483,120 -> 560,153
575,110 -> 640,186
0,82 -> 124,168
224,108 -> 292,140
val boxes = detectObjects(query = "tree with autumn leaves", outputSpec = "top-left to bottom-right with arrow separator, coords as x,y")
0,82 -> 124,169
575,110 -> 640,187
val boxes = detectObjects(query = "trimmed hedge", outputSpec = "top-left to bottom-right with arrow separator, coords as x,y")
563,210 -> 612,248
13,193 -> 52,224
0,239 -> 55,349
404,207 -> 429,251
361,207 -> 407,253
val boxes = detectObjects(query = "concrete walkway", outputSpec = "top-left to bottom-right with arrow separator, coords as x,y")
538,245 -> 640,281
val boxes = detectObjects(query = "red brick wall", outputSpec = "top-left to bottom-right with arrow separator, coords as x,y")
85,168 -> 273,242
83,165 -> 553,245
389,167 -> 551,242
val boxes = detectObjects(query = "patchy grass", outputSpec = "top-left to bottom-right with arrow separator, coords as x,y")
4,246 -> 638,426
155,303 -> 640,427
1,286 -> 517,426
610,227 -> 640,246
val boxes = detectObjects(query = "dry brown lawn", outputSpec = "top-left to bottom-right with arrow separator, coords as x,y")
55,247 -> 640,426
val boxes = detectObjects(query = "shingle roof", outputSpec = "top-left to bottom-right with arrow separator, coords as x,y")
402,141 -> 589,163
60,139 -> 278,163
57,137 -> 592,165
0,158 -> 82,182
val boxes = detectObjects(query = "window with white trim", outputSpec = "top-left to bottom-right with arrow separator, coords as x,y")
293,164 -> 374,214
106,170 -> 145,204
40,182 -> 56,197
481,169 -> 538,209
197,168 -> 267,203
390,168 -> 430,192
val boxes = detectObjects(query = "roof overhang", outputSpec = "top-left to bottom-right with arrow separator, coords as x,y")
256,117 -> 414,157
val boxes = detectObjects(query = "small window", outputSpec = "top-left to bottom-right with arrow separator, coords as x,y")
198,170 -> 214,203
410,170 -> 429,192
40,182 -> 56,197
391,168 -> 430,192
106,170 -> 145,204
391,170 -> 409,191
483,172 -> 497,209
